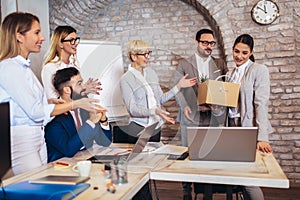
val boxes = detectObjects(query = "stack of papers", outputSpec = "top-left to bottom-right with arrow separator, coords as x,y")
151,144 -> 188,155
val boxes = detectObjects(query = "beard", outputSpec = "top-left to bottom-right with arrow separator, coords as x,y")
70,87 -> 87,100
197,46 -> 212,58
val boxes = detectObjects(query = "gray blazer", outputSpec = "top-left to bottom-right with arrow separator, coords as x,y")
174,54 -> 228,124
229,61 -> 273,142
120,67 -> 178,126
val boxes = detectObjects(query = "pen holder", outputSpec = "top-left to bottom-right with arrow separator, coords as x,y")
110,158 -> 128,185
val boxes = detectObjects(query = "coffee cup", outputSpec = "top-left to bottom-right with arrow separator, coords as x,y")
72,160 -> 91,177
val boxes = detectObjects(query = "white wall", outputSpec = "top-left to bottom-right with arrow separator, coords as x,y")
1,0 -> 50,82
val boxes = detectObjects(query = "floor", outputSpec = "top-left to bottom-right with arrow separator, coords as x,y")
152,180 -> 300,200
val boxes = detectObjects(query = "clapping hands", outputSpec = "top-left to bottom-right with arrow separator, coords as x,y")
83,78 -> 102,95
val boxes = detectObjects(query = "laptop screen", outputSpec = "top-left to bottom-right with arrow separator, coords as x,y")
0,102 -> 11,179
89,122 -> 158,164
187,127 -> 258,162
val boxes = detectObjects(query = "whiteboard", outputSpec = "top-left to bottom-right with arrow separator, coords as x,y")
77,40 -> 129,119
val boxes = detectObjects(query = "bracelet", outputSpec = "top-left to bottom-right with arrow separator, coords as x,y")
99,117 -> 108,123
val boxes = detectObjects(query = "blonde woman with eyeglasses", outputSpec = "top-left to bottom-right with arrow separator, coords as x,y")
118,40 -> 197,141
42,26 -> 100,100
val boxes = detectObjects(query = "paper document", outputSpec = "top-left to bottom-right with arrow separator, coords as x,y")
152,144 -> 188,155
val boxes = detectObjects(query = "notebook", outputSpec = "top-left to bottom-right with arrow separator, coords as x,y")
187,127 -> 258,162
29,175 -> 90,185
0,181 -> 90,200
89,121 -> 159,164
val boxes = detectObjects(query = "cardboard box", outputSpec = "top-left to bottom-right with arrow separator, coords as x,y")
197,80 -> 240,107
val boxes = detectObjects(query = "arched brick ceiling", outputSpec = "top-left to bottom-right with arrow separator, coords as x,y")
49,0 -> 236,61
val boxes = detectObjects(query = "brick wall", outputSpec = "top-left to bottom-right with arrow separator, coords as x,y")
49,0 -> 300,183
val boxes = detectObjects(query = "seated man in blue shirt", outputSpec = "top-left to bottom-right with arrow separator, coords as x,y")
45,67 -> 112,162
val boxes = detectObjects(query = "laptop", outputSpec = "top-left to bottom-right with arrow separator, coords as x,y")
0,102 -> 11,180
89,121 -> 159,164
187,127 -> 258,162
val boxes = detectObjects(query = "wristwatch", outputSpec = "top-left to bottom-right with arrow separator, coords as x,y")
99,117 -> 108,123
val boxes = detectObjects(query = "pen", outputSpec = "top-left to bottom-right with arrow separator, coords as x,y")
55,161 -> 70,166
114,149 -> 131,156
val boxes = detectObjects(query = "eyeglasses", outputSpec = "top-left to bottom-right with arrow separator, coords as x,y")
136,51 -> 152,58
61,37 -> 80,45
199,40 -> 216,47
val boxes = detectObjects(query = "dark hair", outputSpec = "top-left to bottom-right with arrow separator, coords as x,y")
53,67 -> 79,94
233,34 -> 255,62
195,29 -> 214,42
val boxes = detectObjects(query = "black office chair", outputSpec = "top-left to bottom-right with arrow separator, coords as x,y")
112,121 -> 161,143
193,183 -> 247,200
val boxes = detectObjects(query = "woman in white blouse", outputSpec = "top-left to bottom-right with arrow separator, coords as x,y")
0,12 -> 102,175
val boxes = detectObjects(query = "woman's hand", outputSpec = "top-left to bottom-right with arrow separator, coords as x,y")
176,74 -> 198,89
84,78 -> 102,95
48,98 -> 65,104
73,98 -> 107,113
155,108 -> 175,124
257,141 -> 272,153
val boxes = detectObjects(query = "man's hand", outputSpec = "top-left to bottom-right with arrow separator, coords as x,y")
176,74 -> 198,89
83,78 -> 102,95
88,104 -> 108,124
198,105 -> 211,111
184,106 -> 194,123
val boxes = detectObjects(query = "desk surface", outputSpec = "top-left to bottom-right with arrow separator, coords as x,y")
3,144 -> 164,200
3,144 -> 289,200
150,151 -> 289,189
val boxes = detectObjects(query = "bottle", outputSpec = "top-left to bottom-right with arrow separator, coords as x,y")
110,158 -> 119,185
118,156 -> 128,184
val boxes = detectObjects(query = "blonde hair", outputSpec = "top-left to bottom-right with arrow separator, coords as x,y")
127,40 -> 151,62
43,26 -> 77,66
0,12 -> 39,61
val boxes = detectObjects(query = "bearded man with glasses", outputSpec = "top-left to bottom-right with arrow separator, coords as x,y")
174,29 -> 228,200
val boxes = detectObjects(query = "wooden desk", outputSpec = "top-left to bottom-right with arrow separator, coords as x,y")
3,144 -> 165,200
150,151 -> 289,189
3,145 -> 289,200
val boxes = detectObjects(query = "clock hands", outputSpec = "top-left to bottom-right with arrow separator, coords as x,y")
257,5 -> 267,14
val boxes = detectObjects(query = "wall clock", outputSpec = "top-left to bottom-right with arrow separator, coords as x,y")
251,0 -> 280,25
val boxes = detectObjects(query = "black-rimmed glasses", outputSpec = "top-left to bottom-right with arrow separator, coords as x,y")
61,37 -> 80,45
199,40 -> 216,47
136,51 -> 152,58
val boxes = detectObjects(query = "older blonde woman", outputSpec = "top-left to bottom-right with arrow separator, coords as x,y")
118,39 -> 197,199
119,40 -> 197,139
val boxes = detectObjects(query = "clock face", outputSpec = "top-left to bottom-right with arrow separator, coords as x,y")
251,0 -> 279,25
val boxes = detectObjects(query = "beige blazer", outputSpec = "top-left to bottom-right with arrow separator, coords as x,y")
229,61 -> 273,142
174,54 -> 228,124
